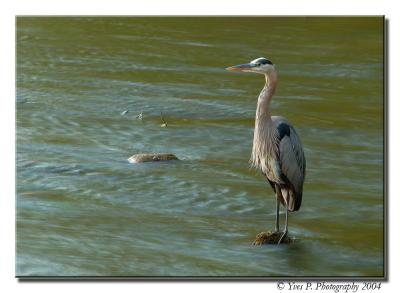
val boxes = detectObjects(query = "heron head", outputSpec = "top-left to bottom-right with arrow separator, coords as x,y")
225,57 -> 275,74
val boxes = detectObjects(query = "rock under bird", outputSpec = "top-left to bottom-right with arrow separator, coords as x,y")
226,57 -> 306,244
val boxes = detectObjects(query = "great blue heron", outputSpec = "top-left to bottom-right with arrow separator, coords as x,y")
226,57 -> 306,244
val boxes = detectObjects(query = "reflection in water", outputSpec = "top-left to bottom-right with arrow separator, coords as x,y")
16,17 -> 384,277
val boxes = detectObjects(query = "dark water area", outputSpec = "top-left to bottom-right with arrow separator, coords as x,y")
16,17 -> 384,277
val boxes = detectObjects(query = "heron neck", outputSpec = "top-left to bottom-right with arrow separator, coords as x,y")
255,71 -> 277,123
265,70 -> 277,96
251,71 -> 279,169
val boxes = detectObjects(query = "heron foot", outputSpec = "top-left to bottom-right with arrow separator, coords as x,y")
277,230 -> 288,245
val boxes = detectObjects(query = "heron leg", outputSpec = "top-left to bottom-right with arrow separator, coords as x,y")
278,203 -> 289,244
275,195 -> 280,232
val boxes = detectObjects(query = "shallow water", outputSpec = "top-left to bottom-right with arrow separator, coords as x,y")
16,17 -> 384,277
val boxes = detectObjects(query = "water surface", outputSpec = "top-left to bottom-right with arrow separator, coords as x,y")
16,17 -> 384,277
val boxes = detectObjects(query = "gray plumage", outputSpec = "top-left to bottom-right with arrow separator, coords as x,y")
226,57 -> 306,243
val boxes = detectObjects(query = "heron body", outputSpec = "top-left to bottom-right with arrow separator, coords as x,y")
226,57 -> 306,243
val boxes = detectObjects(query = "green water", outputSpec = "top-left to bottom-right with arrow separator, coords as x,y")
16,17 -> 384,277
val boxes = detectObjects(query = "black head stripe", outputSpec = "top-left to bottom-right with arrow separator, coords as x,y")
259,58 -> 273,65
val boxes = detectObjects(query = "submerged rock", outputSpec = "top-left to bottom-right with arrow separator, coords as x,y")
253,231 -> 294,245
128,153 -> 178,163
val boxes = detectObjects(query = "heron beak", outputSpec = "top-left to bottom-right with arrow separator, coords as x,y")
225,63 -> 256,71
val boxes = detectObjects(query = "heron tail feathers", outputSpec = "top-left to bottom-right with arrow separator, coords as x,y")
281,188 -> 302,212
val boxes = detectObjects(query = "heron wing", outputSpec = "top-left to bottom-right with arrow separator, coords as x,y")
279,128 -> 306,192
273,117 -> 306,195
